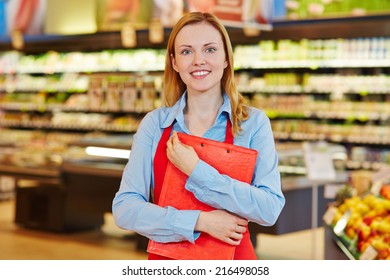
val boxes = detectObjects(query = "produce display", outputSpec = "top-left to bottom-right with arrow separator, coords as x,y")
328,183 -> 390,260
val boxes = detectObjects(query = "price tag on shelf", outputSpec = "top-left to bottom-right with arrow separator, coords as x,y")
0,176 -> 16,192
121,23 -> 137,48
333,209 -> 351,236
149,18 -> 164,44
359,245 -> 378,260
322,205 -> 337,226
370,166 -> 390,195
303,141 -> 336,182
11,30 -> 24,50
324,183 -> 344,199
243,25 -> 261,37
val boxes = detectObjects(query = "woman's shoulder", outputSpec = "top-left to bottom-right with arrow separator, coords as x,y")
142,106 -> 170,121
246,106 -> 269,122
240,106 -> 273,139
134,107 -> 172,141
241,106 -> 272,131
138,106 -> 173,130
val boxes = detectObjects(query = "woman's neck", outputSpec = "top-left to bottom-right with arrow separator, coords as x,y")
186,89 -> 223,113
184,91 -> 224,136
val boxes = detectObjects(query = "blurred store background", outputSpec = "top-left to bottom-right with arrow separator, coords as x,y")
0,0 -> 390,260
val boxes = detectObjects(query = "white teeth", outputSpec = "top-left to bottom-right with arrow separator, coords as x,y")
192,71 -> 209,76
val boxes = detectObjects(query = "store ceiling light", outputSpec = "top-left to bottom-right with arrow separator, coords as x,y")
85,146 -> 130,159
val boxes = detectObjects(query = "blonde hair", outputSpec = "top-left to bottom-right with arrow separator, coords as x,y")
163,12 -> 249,135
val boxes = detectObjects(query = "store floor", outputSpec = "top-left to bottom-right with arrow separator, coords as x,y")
0,199 -> 324,260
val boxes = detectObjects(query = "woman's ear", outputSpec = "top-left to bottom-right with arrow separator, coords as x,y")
171,53 -> 179,72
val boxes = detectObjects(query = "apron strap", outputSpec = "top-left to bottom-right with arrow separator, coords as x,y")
153,124 -> 173,204
225,118 -> 233,144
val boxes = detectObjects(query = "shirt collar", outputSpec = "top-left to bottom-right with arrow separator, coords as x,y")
220,92 -> 233,124
161,91 -> 233,128
161,92 -> 187,128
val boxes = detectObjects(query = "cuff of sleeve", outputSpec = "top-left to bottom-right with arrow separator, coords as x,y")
186,160 -> 217,198
173,210 -> 201,244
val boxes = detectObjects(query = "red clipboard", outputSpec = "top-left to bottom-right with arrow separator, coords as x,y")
147,132 -> 258,260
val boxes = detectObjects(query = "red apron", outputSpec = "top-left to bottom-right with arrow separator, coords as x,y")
149,120 -> 257,260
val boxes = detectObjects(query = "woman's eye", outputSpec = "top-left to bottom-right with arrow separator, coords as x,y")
206,47 -> 216,53
181,49 -> 192,55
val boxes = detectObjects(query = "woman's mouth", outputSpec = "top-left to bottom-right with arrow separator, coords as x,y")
191,70 -> 210,77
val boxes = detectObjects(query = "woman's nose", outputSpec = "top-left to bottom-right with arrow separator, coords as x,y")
193,52 -> 205,65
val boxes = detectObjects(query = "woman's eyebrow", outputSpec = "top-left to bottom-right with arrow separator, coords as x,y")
178,42 -> 218,48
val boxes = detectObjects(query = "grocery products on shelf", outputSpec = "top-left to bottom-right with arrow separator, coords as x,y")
324,172 -> 390,260
0,50 -> 166,74
0,32 -> 389,186
0,129 -> 82,169
285,0 -> 390,20
234,37 -> 390,69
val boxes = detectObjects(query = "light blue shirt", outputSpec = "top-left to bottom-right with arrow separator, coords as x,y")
112,93 -> 285,243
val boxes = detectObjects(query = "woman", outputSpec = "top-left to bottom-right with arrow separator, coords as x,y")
112,12 -> 285,260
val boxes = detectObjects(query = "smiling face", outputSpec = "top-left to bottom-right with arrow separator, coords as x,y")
171,22 -> 228,96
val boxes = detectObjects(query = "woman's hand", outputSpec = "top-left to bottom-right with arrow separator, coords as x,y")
166,131 -> 199,176
195,210 -> 248,246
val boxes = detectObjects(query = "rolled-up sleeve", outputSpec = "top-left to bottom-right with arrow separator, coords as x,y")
112,111 -> 201,243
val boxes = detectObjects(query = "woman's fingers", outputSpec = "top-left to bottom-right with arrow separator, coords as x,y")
225,225 -> 247,245
195,210 -> 249,246
225,237 -> 242,246
166,131 -> 199,176
234,224 -> 247,234
225,231 -> 244,246
236,217 -> 249,227
171,130 -> 180,145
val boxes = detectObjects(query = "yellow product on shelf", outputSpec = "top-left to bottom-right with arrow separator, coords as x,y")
330,184 -> 390,260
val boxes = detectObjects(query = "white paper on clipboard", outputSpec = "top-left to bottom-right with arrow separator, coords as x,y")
303,141 -> 336,182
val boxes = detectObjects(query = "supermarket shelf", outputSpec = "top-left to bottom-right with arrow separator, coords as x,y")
68,134 -> 133,150
61,161 -> 124,178
0,102 -> 149,114
274,131 -> 390,146
324,225 -> 355,260
334,239 -> 358,260
0,163 -> 60,184
1,15 -> 389,54
281,172 -> 348,192
239,86 -> 390,95
236,59 -> 390,70
0,119 -> 139,133
3,102 -> 388,122
265,110 -> 390,121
